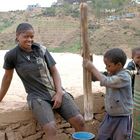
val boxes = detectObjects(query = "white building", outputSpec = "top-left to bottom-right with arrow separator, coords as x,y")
132,0 -> 140,4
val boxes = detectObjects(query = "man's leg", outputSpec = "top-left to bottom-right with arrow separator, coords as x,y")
57,93 -> 85,131
29,99 -> 58,140
43,121 -> 57,140
68,114 -> 85,131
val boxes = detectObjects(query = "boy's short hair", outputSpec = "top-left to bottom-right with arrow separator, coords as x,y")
104,48 -> 127,66
132,47 -> 140,58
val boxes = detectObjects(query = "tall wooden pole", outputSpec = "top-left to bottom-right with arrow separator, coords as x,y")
80,2 -> 93,121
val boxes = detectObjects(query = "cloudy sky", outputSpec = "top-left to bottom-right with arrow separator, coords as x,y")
0,0 -> 57,11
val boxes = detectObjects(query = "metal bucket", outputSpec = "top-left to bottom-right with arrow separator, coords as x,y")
72,131 -> 95,140
133,75 -> 140,140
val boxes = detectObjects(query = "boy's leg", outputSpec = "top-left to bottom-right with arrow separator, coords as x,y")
97,114 -> 132,140
113,116 -> 132,140
97,114 -> 112,140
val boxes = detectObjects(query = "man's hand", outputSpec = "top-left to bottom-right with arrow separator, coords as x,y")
51,91 -> 64,109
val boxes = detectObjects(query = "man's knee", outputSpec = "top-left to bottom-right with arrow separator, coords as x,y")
68,114 -> 85,130
76,114 -> 85,127
43,121 -> 57,135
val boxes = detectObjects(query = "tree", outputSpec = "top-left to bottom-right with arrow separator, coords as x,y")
43,7 -> 56,17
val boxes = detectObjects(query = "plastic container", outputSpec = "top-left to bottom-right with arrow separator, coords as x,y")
72,131 -> 95,140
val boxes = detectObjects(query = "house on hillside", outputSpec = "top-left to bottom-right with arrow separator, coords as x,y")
64,0 -> 80,4
52,0 -> 92,7
132,0 -> 140,4
27,3 -> 41,11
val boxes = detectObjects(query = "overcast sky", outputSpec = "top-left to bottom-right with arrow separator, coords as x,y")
0,0 -> 57,11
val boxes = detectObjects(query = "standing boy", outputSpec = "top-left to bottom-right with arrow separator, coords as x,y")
83,48 -> 133,140
126,47 -> 140,95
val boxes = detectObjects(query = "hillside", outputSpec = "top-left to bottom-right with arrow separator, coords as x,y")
0,10 -> 80,52
89,16 -> 140,57
0,7 -> 140,57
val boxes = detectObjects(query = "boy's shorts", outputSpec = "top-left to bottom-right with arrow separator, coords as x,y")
97,113 -> 132,140
28,93 -> 80,125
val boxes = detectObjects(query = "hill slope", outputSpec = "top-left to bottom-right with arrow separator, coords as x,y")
89,17 -> 140,57
0,9 -> 140,57
0,10 -> 80,51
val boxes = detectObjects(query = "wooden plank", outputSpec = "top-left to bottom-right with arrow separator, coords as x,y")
80,2 -> 93,121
